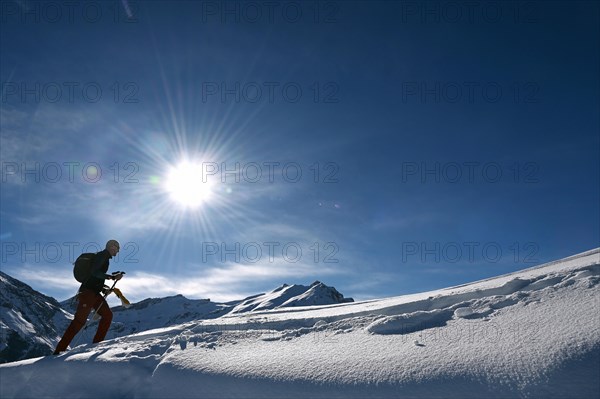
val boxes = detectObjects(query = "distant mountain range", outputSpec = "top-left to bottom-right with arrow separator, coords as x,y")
1,273 -> 353,363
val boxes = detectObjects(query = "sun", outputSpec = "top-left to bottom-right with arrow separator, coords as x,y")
164,161 -> 213,208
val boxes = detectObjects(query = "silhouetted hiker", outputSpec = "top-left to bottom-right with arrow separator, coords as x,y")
54,240 -> 123,354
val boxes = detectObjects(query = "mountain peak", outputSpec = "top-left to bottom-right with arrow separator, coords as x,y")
0,271 -> 71,363
230,281 -> 353,314
1,273 -> 354,363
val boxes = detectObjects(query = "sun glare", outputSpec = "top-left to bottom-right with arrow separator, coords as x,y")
165,162 -> 213,208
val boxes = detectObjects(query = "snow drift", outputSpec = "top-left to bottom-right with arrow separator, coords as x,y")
1,248 -> 599,398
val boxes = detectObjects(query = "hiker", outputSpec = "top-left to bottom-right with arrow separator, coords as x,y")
54,240 -> 124,355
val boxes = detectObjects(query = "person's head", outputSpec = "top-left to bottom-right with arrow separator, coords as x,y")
106,240 -> 120,256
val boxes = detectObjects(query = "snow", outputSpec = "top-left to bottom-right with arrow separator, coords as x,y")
453,306 -> 474,318
76,283 -> 352,342
0,271 -> 72,361
1,248 -> 599,398
229,281 -> 352,314
2,310 -> 37,336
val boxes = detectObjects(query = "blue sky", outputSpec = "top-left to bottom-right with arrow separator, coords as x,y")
1,1 -> 598,304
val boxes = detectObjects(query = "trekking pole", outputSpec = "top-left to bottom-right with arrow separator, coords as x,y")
84,278 -> 119,328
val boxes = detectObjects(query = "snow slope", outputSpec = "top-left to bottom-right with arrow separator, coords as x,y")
1,273 -> 353,364
70,281 -> 353,341
228,281 -> 353,314
0,272 -> 72,363
102,295 -> 226,340
1,249 -> 599,398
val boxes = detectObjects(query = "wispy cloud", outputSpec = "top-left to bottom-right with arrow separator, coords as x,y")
118,257 -> 346,302
343,271 -> 402,301
8,264 -> 79,298
120,0 -> 133,19
0,108 -> 28,128
0,104 -> 105,185
6,257 -> 348,304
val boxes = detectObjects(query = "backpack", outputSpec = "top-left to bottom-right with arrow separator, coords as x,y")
73,253 -> 97,283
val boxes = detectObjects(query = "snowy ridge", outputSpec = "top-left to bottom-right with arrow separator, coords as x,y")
78,281 -> 353,340
0,272 -> 71,363
1,274 -> 353,363
229,281 -> 353,314
105,295 -> 228,339
1,249 -> 599,398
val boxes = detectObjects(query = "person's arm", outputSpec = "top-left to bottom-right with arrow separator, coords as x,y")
91,252 -> 113,280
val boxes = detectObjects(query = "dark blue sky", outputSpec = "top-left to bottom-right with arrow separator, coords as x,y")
1,1 -> 598,303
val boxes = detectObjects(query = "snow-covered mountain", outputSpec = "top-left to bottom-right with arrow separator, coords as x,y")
102,281 -> 352,339
228,281 -> 354,313
1,248 -> 598,398
105,295 -> 228,339
2,274 -> 353,360
0,272 -> 71,363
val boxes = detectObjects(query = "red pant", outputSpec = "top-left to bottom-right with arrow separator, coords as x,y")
54,290 -> 113,354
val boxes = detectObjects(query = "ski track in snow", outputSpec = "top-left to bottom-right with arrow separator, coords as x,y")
1,249 -> 599,398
